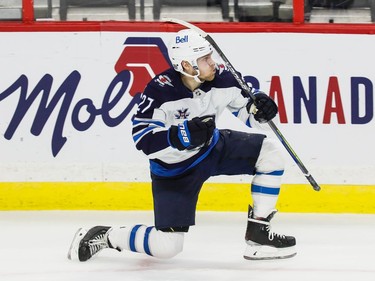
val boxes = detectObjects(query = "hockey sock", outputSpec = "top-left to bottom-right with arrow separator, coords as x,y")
251,170 -> 283,218
252,137 -> 285,218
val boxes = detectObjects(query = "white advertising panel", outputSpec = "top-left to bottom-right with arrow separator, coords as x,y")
0,31 -> 373,184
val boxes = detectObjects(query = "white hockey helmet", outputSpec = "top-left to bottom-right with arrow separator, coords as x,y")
168,29 -> 213,82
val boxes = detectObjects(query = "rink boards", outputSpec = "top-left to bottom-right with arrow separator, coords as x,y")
1,182 -> 374,213
0,24 -> 374,213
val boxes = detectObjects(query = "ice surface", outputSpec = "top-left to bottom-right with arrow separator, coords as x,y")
1,211 -> 374,281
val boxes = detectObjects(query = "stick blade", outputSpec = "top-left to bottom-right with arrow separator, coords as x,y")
162,17 -> 207,37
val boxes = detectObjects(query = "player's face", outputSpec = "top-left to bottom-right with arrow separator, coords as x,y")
197,53 -> 216,81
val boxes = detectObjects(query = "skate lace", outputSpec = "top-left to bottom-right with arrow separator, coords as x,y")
266,224 -> 286,241
88,233 -> 108,255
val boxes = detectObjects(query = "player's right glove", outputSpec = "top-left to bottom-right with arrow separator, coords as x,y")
168,115 -> 215,151
247,91 -> 278,123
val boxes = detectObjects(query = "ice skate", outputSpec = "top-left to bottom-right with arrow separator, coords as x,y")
68,226 -> 116,261
244,206 -> 296,260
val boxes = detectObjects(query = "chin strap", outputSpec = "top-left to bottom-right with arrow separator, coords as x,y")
180,69 -> 203,83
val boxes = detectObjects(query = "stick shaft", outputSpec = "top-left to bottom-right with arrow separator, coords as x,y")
164,18 -> 321,192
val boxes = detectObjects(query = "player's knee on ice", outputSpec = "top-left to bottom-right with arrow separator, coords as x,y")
108,225 -> 184,259
150,231 -> 184,259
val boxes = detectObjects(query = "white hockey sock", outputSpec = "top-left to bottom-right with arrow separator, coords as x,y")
251,170 -> 283,218
108,225 -> 184,259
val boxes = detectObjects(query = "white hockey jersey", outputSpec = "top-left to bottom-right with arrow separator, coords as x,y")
132,66 -> 253,177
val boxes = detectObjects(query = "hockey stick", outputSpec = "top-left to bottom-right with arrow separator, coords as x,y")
164,18 -> 321,192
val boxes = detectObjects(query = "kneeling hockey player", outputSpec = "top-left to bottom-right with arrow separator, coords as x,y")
68,29 -> 296,262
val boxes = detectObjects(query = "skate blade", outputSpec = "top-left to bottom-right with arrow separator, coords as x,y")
243,244 -> 297,260
67,228 -> 87,261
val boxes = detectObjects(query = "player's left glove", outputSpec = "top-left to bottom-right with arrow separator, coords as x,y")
247,91 -> 278,123
168,115 -> 215,151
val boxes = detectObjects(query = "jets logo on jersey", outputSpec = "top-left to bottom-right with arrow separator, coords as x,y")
155,74 -> 174,87
216,63 -> 226,75
174,108 -> 190,119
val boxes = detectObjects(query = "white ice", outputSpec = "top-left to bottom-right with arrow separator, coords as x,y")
0,211 -> 374,281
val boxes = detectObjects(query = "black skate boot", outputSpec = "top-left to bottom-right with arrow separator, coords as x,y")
68,226 -> 118,261
244,205 -> 296,260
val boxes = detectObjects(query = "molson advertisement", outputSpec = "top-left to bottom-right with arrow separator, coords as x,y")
0,31 -> 374,211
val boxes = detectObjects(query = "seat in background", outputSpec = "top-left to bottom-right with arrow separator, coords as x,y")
59,0 -> 136,21
152,0 -> 229,21
234,0 -> 293,22
307,0 -> 374,23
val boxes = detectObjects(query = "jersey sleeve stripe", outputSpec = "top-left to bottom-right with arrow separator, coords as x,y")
133,118 -> 165,128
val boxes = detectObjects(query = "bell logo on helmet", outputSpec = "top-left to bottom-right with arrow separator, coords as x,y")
175,35 -> 188,44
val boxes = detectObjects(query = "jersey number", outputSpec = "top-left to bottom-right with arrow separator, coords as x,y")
137,94 -> 154,113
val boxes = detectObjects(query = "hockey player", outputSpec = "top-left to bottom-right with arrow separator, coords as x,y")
68,29 -> 296,262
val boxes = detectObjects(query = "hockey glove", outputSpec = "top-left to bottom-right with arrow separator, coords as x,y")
169,115 -> 216,151
247,91 -> 278,123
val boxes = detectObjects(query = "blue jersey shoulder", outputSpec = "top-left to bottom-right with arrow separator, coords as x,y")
201,67 -> 243,92
142,67 -> 243,105
143,68 -> 192,104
